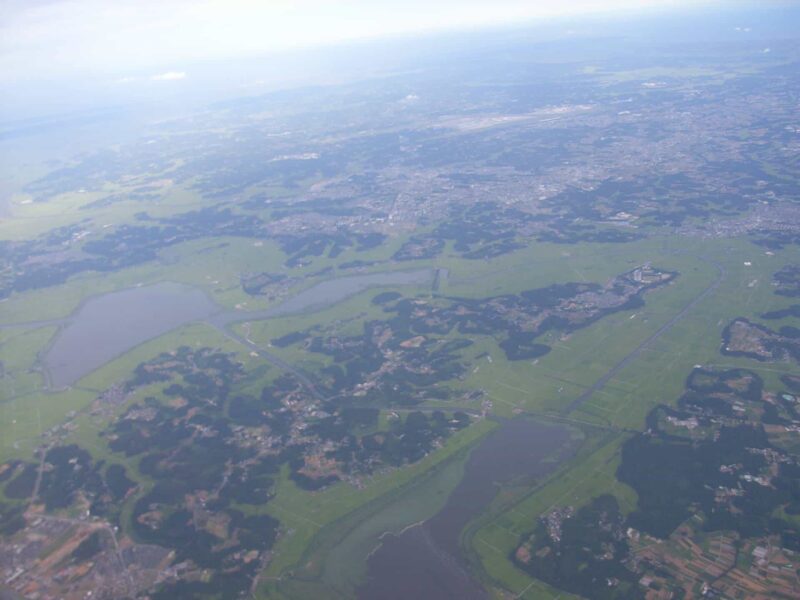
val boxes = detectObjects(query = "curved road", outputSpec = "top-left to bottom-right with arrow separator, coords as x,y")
564,255 -> 725,414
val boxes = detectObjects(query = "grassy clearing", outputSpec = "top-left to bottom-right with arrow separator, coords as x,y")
0,325 -> 66,462
0,179 -> 210,241
0,387 -> 95,464
0,325 -> 55,394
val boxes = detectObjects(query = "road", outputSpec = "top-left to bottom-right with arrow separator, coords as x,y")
207,318 -> 327,402
29,444 -> 50,506
564,256 -> 725,414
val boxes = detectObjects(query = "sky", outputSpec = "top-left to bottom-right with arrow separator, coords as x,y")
1,0 -> 706,83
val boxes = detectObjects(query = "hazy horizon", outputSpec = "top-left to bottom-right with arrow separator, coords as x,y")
0,1 -> 794,123
2,1 -> 715,79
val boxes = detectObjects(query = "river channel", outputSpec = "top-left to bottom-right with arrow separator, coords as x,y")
358,418 -> 578,600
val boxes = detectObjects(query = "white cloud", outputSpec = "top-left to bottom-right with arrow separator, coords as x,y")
151,71 -> 187,81
399,93 -> 420,104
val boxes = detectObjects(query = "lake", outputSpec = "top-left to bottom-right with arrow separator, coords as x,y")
358,418 -> 578,600
41,282 -> 218,389
40,269 -> 434,388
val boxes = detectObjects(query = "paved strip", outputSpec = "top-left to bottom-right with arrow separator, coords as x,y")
564,257 -> 724,414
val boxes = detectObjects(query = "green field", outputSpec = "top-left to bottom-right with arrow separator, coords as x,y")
1,220 -> 798,598
456,237 -> 800,597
